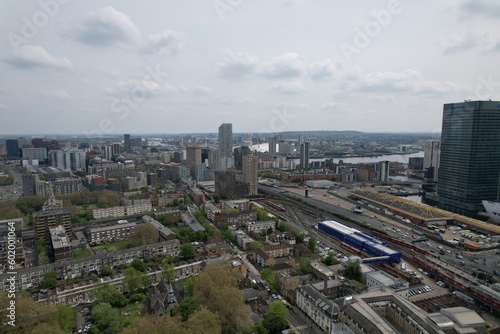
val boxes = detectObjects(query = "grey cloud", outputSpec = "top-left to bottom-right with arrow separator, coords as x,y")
218,95 -> 257,105
3,45 -> 73,70
309,59 -> 337,80
192,85 -> 212,95
268,80 -> 306,94
353,70 -> 463,97
143,30 -> 184,55
261,52 -> 305,79
320,102 -> 345,113
216,50 -> 259,79
65,7 -> 140,47
460,0 -> 500,18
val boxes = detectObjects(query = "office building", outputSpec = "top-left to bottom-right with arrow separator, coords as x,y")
186,146 -> 201,178
124,134 -> 132,154
424,140 -> 440,181
234,146 -> 252,170
5,139 -> 20,158
300,142 -> 310,169
268,136 -> 277,157
17,137 -> 31,148
218,123 -> 233,169
103,145 -> 113,160
242,155 -> 258,196
278,140 -> 292,155
21,148 -> 48,163
49,149 -> 86,171
375,161 -> 390,182
408,157 -> 424,170
438,100 -> 500,216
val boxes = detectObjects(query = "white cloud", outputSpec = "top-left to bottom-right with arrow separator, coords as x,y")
261,52 -> 305,79
218,95 -> 257,105
320,102 -> 345,112
41,90 -> 71,99
192,85 -> 212,95
143,30 -> 184,55
460,0 -> 500,19
440,32 -> 477,54
216,49 -> 259,78
309,59 -> 338,80
268,80 -> 306,94
353,70 -> 463,96
65,7 -> 140,47
3,45 -> 73,70
276,0 -> 305,7
110,79 -> 187,99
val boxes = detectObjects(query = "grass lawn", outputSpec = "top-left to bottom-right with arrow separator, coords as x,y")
93,240 -> 134,252
72,248 -> 90,259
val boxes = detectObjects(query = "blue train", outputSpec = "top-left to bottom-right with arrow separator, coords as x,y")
318,220 -> 401,265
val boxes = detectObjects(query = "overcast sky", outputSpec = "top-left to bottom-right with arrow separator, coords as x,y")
1,0 -> 499,136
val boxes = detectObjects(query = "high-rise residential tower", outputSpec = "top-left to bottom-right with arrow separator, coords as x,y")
242,155 -> 258,196
423,140 -> 440,182
438,100 -> 500,216
124,134 -> 132,154
300,142 -> 310,169
218,123 -> 233,170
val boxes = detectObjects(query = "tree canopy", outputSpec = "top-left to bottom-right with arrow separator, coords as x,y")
262,301 -> 289,333
193,262 -> 252,334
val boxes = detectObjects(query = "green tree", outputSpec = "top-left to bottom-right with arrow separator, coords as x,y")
93,283 -> 127,308
123,267 -> 143,292
297,258 -> 312,275
295,232 -> 305,244
263,301 -> 289,333
194,263 -> 252,334
95,189 -> 120,208
308,237 -> 316,252
51,304 -> 76,333
100,264 -> 113,277
184,277 -> 196,297
43,271 -> 57,289
92,302 -> 119,334
261,269 -> 280,291
180,243 -> 196,260
130,258 -> 146,272
345,262 -> 362,282
128,223 -> 159,246
142,274 -> 152,287
174,296 -> 199,321
162,258 -> 176,282
323,252 -> 339,266
129,292 -> 147,303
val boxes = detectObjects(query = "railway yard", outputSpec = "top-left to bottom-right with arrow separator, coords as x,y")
257,183 -> 500,327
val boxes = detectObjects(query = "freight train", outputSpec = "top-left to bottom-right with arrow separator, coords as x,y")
318,220 -> 401,265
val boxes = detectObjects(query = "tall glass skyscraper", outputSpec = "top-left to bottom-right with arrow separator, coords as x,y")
218,123 -> 233,170
438,100 -> 500,217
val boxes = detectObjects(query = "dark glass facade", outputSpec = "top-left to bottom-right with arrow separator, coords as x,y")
438,101 -> 500,216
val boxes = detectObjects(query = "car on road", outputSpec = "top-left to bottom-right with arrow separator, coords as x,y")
456,254 -> 463,259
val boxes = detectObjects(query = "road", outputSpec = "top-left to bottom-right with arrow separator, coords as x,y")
0,163 -> 23,201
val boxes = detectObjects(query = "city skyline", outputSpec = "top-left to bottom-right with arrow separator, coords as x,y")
1,1 -> 500,135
